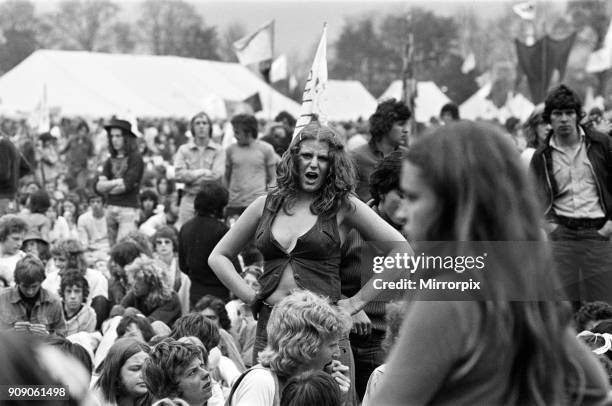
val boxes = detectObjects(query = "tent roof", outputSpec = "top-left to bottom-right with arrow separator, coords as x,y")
378,80 -> 451,123
325,80 -> 377,121
0,50 -> 300,119
460,83 -> 534,123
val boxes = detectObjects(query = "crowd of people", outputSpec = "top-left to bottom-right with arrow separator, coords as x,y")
1,83 -> 612,406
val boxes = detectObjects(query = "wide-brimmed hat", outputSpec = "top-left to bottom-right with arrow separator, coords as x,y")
23,230 -> 49,246
104,118 -> 138,138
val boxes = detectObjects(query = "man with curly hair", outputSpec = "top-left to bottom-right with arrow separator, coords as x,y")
530,84 -> 612,305
143,339 -> 225,406
350,99 -> 411,202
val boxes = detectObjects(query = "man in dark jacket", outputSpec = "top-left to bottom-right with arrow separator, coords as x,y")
530,84 -> 612,305
95,118 -> 144,246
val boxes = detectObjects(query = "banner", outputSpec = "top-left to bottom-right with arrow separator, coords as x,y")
270,55 -> 288,83
233,20 -> 274,66
293,24 -> 328,138
515,33 -> 576,103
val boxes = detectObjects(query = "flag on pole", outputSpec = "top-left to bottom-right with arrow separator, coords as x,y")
233,20 -> 274,66
29,83 -> 50,133
293,24 -> 328,138
586,17 -> 612,73
270,55 -> 288,83
513,1 -> 535,20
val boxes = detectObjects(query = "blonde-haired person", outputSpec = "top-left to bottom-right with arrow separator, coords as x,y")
227,290 -> 351,406
371,121 -> 609,405
119,256 -> 181,326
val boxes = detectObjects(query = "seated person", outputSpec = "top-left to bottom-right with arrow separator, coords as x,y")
0,254 -> 66,335
195,294 -> 244,371
120,256 -> 181,326
116,313 -> 156,343
60,268 -> 97,336
108,240 -> 143,305
280,370 -> 343,406
143,339 -> 224,406
0,214 -> 27,285
170,313 -> 242,392
152,226 -> 191,315
43,239 -> 109,325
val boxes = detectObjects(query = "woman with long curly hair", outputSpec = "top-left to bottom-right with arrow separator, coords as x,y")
209,121 -> 407,366
121,256 -> 181,326
370,121 -> 610,405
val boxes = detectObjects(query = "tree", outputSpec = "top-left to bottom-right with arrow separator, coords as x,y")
0,0 -> 40,74
330,17 -> 395,97
112,22 -> 137,53
43,0 -> 120,51
219,22 -> 247,62
139,0 -> 220,60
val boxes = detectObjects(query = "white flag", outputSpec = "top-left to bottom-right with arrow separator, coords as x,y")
29,83 -> 50,133
513,1 -> 535,20
586,18 -> 612,73
270,55 -> 288,83
233,20 -> 274,66
461,52 -> 476,74
293,24 -> 328,138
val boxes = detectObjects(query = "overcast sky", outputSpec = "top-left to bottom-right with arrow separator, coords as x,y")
24,0 -> 571,63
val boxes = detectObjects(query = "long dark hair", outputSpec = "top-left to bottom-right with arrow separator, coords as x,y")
94,338 -> 150,405
275,122 -> 355,218
404,121 -> 584,405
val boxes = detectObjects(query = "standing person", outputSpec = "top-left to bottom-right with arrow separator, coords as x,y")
0,132 -> 30,215
62,120 -> 95,190
208,122 -> 408,367
371,121 -> 609,405
530,84 -> 612,305
35,132 -> 59,191
439,102 -> 460,125
225,114 -> 277,219
350,99 -> 411,202
96,118 -> 144,246
77,192 -> 110,264
174,112 -> 225,229
340,151 -> 407,401
179,181 -> 238,305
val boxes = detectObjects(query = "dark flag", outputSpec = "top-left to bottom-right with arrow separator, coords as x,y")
259,59 -> 272,83
243,92 -> 263,113
515,33 -> 576,104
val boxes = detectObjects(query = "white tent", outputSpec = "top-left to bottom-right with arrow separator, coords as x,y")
460,83 -> 534,123
0,50 -> 301,119
326,80 -> 377,121
378,80 -> 451,123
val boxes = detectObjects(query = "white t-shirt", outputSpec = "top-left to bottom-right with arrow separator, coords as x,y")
0,250 -> 26,285
42,268 -> 108,302
230,368 -> 276,406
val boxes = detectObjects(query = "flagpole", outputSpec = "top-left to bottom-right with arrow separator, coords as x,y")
269,20 -> 275,122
